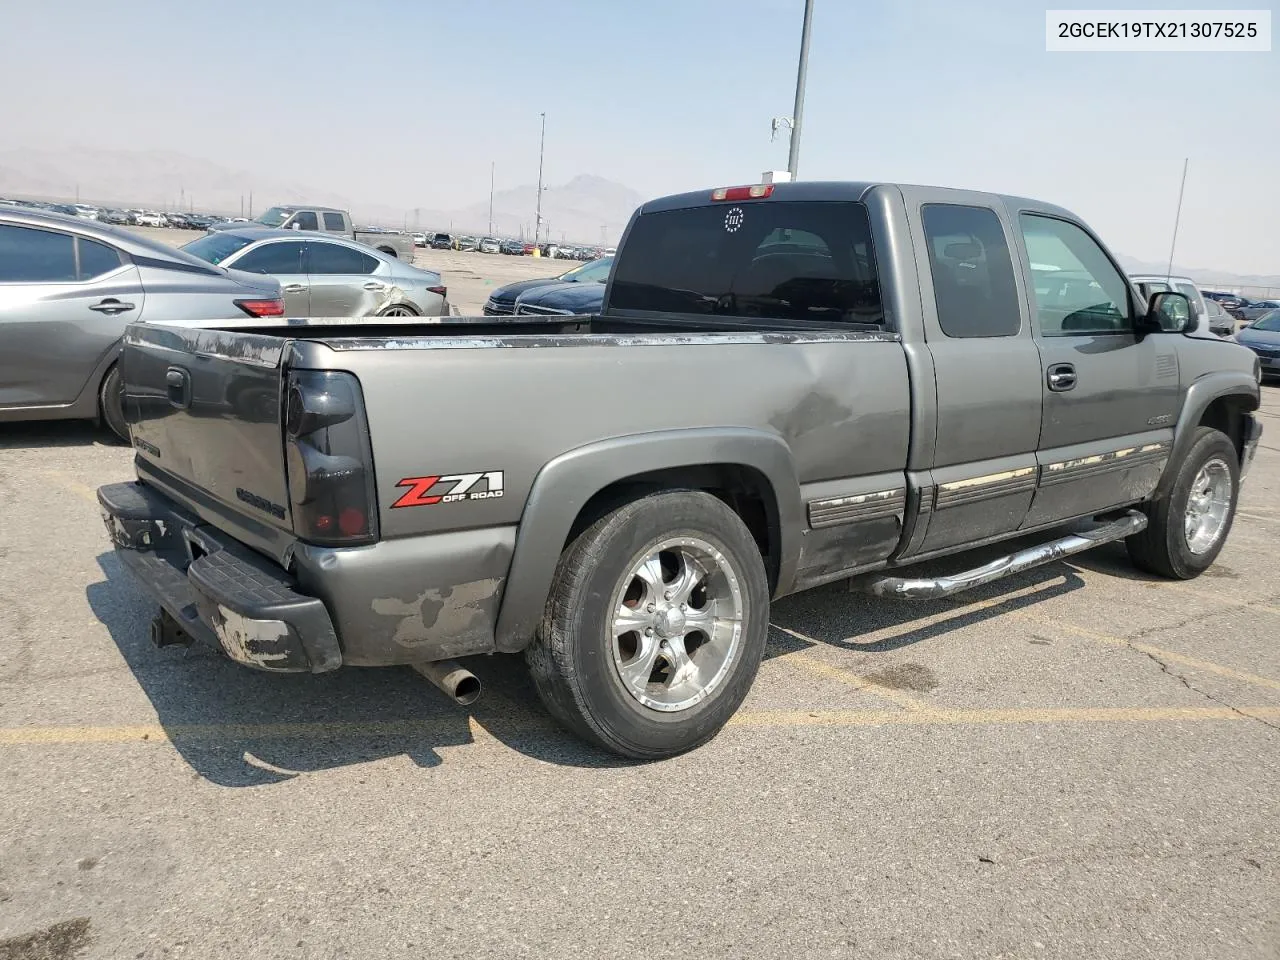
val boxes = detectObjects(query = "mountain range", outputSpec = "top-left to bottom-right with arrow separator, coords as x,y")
0,147 -> 1274,288
0,147 -> 643,245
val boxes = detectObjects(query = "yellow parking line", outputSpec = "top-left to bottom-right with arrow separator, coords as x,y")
2,705 -> 1277,746
728,705 -> 1280,728
768,624 -> 931,711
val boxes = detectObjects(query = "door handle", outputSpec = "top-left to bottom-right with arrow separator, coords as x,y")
89,299 -> 136,315
282,284 -> 307,293
363,282 -> 386,291
1047,363 -> 1077,392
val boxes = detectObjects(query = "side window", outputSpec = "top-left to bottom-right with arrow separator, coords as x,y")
292,211 -> 319,231
921,204 -> 1021,338
322,212 -> 345,231
0,224 -> 77,282
77,237 -> 121,280
1019,214 -> 1132,336
307,241 -> 378,275
231,242 -> 304,274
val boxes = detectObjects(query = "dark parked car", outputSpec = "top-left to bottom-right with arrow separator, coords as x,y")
1240,299 -> 1280,323
514,279 -> 606,316
98,209 -> 131,225
1234,309 -> 1280,380
430,233 -> 452,249
500,239 -> 525,255
482,256 -> 613,315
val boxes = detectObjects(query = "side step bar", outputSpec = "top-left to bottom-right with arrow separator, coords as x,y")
861,510 -> 1147,601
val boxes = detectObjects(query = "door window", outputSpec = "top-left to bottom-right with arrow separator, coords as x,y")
77,237 -> 121,279
230,241 -> 305,274
322,212 -> 345,231
1020,215 -> 1132,336
308,241 -> 378,275
291,211 -> 319,231
0,224 -> 77,281
921,204 -> 1021,338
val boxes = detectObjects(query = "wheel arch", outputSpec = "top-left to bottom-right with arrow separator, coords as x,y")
1155,372 -> 1259,498
493,428 -> 803,653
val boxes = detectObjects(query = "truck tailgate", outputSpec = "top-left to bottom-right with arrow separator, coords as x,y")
122,323 -> 296,562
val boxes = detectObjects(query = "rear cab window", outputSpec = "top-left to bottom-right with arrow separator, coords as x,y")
322,212 -> 345,231
607,200 -> 883,326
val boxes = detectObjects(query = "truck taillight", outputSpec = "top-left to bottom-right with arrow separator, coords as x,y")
711,184 -> 774,201
283,370 -> 379,546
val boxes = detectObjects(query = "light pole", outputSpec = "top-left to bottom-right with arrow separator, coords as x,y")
534,112 -> 546,246
787,0 -> 815,178
488,161 -> 495,236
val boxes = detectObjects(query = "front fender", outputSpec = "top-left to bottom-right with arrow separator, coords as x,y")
492,427 -> 803,652
1154,370 -> 1259,498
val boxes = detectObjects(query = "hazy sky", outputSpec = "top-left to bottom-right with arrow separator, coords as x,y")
2,0 -> 1276,273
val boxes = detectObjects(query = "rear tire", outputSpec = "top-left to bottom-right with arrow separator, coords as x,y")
100,364 -> 129,443
526,490 -> 769,760
1127,426 -> 1238,579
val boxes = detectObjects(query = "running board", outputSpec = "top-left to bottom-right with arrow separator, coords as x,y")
860,510 -> 1148,601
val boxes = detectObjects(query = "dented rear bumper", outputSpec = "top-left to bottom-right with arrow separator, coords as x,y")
97,482 -> 342,673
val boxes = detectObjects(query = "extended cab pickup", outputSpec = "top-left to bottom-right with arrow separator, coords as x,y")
209,205 -> 415,261
99,180 -> 1263,759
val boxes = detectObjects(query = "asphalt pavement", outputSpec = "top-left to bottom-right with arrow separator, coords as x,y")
1,343 -> 1277,958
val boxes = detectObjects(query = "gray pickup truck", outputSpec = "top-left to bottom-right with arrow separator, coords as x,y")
98,180 -> 1263,760
208,205 -> 415,261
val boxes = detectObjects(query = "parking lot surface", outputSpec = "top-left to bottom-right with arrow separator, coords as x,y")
1,305 -> 1278,956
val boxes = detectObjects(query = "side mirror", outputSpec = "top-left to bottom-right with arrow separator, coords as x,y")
1147,291 -> 1194,334
291,222 -> 303,231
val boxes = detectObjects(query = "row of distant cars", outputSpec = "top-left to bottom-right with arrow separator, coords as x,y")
0,197 -> 235,230
411,231 -> 612,261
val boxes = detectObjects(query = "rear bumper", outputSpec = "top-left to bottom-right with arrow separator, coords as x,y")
97,481 -> 341,673
1241,413 -> 1263,481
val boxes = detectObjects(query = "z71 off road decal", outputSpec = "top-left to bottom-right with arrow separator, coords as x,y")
391,472 -> 505,508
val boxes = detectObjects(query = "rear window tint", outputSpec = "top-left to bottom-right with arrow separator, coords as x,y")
77,237 -> 121,279
921,204 -> 1021,338
609,200 -> 882,325
0,224 -> 76,282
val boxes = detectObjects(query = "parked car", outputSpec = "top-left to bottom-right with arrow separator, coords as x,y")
483,256 -> 613,315
515,278 -> 607,316
1129,274 -> 1210,332
181,229 -> 448,318
1232,309 -> 1280,379
133,211 -> 167,227
429,233 -> 452,249
1239,299 -> 1280,323
457,236 -> 479,252
499,239 -> 524,255
1203,291 -> 1251,321
98,179 -> 1262,760
0,208 -> 284,441
71,204 -> 100,220
1201,296 -> 1236,337
412,232 -> 427,247
165,212 -> 192,229
208,206 -> 414,260
478,237 -> 501,255
98,209 -> 131,225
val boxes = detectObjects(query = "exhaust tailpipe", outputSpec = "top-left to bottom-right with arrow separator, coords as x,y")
414,659 -> 482,706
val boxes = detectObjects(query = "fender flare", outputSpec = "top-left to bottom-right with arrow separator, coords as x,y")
493,427 -> 803,652
1155,371 -> 1259,497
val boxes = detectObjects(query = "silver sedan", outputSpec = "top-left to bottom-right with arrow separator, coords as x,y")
181,229 -> 449,318
0,208 -> 284,441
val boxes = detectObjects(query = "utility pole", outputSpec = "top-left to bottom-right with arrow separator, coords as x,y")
488,161 -> 495,236
240,196 -> 244,218
75,183 -> 80,202
1165,158 -> 1190,281
248,191 -> 254,218
534,112 -> 546,246
787,0 -> 815,178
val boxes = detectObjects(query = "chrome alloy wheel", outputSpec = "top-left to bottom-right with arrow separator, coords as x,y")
380,305 -> 416,317
1184,458 -> 1233,555
609,536 -> 744,713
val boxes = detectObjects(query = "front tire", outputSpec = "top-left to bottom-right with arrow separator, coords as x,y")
526,490 -> 769,760
99,364 -> 129,442
1127,426 -> 1239,579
